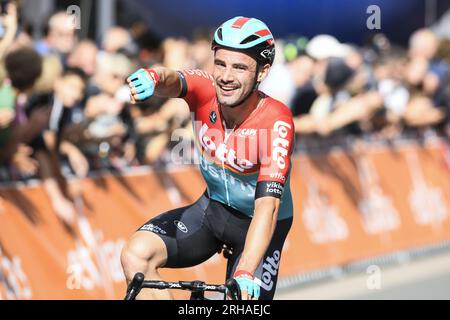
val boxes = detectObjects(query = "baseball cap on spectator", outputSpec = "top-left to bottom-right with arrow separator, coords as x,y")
306,34 -> 352,60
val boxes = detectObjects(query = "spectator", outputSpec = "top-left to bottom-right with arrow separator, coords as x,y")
291,38 -> 355,118
0,3 -> 17,147
26,67 -> 88,226
409,29 -> 449,109
1,47 -> 45,168
409,29 -> 439,61
0,2 -> 18,61
368,54 -> 409,137
188,29 -> 214,72
67,40 -> 98,78
403,57 -> 446,128
0,79 -> 16,156
260,51 -> 314,108
84,52 -> 136,168
294,57 -> 384,136
34,11 -> 77,64
101,26 -> 137,57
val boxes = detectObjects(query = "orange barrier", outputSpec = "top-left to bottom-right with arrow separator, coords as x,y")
1,139 -> 450,299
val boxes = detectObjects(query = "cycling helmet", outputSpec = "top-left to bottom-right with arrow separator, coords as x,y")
211,16 -> 276,66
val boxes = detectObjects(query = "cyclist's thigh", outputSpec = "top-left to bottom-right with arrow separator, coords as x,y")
126,230 -> 169,268
138,193 -> 222,268
227,217 -> 293,300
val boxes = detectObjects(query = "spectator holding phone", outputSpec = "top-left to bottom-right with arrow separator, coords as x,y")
0,47 -> 44,175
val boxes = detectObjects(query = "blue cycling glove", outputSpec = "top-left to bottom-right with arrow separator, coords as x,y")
233,270 -> 260,299
127,68 -> 159,102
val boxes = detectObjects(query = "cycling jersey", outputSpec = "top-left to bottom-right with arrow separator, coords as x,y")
178,69 -> 295,220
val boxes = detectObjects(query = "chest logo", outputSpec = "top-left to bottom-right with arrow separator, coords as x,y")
209,111 -> 217,124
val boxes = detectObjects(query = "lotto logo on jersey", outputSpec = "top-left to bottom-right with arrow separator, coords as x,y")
198,123 -> 254,173
272,121 -> 291,170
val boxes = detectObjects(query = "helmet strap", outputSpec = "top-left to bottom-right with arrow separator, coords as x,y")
253,64 -> 261,90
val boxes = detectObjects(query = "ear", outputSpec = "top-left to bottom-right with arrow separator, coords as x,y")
257,64 -> 271,82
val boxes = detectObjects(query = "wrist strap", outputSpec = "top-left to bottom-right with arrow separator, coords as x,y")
233,270 -> 254,279
145,69 -> 159,85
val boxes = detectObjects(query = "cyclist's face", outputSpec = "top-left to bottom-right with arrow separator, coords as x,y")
213,49 -> 258,108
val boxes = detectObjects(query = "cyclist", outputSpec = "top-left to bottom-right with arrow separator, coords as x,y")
121,16 -> 294,300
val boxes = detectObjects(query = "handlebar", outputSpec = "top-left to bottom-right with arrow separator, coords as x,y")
124,272 -> 145,300
124,272 -> 241,300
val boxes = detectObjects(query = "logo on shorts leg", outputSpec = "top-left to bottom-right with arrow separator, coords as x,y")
174,220 -> 188,233
140,223 -> 167,235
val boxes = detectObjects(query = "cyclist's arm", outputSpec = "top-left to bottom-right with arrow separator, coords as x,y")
129,66 -> 182,101
152,66 -> 183,98
235,197 -> 280,274
235,112 -> 295,284
129,67 -> 215,110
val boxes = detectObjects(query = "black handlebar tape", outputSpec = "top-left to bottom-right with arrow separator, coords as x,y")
124,272 -> 145,300
180,281 -> 205,290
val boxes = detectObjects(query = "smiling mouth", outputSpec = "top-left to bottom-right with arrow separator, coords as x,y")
218,84 -> 239,95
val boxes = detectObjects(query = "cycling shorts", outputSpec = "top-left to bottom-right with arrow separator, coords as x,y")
138,191 -> 292,300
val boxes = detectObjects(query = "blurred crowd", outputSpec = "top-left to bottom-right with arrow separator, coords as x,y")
1,2 -> 449,224
263,31 -> 450,144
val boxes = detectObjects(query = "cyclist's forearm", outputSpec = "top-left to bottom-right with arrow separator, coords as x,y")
152,66 -> 183,98
236,197 -> 279,274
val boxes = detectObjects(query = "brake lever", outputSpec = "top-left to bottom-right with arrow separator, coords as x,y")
225,278 -> 241,300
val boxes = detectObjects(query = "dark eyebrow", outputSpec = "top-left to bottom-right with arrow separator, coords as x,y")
214,58 -> 225,64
